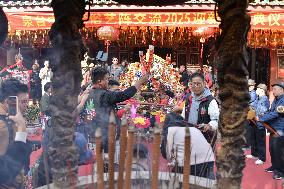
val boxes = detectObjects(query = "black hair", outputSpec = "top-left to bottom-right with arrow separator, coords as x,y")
164,112 -> 188,128
190,72 -> 205,81
0,78 -> 28,102
108,79 -> 120,86
44,82 -> 52,92
91,67 -> 109,84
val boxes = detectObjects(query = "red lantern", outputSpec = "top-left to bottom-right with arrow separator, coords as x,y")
193,27 -> 215,38
97,26 -> 120,52
97,26 -> 119,41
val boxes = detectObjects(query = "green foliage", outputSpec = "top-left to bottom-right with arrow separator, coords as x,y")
24,105 -> 40,123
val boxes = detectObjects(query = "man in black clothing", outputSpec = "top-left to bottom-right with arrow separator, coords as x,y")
40,82 -> 52,116
86,67 -> 148,151
179,65 -> 189,87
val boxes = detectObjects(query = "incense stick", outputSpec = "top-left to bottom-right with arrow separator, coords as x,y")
125,125 -> 135,189
151,125 -> 161,189
108,111 -> 116,189
95,128 -> 104,189
117,116 -> 128,189
183,126 -> 191,189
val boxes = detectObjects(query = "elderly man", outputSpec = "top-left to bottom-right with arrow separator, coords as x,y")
257,81 -> 284,179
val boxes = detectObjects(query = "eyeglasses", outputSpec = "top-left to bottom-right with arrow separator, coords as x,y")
190,83 -> 203,87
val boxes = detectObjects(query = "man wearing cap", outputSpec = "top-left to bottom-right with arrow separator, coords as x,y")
246,84 -> 270,165
257,81 -> 284,179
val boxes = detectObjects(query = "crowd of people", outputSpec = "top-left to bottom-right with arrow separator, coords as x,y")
0,55 -> 283,188
245,79 -> 284,180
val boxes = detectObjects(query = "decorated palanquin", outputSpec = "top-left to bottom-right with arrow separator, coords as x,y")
1,60 -> 30,85
9,70 -> 30,85
119,46 -> 184,93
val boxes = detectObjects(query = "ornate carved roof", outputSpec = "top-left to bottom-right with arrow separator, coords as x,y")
0,0 -> 283,7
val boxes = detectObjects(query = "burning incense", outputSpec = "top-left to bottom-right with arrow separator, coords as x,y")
108,111 -> 116,189
151,124 -> 161,189
183,126 -> 191,189
95,128 -> 104,189
118,115 -> 128,189
125,125 -> 135,189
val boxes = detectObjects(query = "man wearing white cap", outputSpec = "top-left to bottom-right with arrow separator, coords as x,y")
39,61 -> 53,95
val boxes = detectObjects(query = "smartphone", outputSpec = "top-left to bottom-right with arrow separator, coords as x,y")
7,96 -> 18,116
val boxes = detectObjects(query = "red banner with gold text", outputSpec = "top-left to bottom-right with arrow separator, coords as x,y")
6,11 -> 284,31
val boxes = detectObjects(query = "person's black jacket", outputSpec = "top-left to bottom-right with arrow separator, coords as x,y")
86,86 -> 137,151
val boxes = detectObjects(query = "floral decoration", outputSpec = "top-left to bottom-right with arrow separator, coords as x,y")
132,116 -> 150,129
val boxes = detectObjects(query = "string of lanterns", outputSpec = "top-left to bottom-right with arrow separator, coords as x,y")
3,27 -> 284,49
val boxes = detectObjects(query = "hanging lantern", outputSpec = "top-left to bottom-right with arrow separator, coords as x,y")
97,26 -> 120,52
193,27 -> 215,39
97,26 -> 119,41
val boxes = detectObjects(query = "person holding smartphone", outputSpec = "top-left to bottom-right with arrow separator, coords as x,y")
0,78 -> 31,188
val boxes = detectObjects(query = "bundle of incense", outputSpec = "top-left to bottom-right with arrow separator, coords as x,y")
108,111 -> 116,189
151,124 -> 161,189
124,125 -> 135,189
95,128 -> 104,189
139,51 -> 147,73
117,115 -> 128,189
147,45 -> 154,72
183,126 -> 191,189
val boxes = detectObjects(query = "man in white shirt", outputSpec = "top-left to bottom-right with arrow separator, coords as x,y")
39,60 -> 53,95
